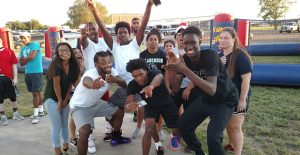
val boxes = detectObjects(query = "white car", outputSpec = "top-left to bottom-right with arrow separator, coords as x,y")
280,22 -> 300,33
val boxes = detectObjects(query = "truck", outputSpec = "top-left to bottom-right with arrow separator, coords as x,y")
279,22 -> 300,33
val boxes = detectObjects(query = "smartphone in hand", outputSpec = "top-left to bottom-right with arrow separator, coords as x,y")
153,0 -> 161,6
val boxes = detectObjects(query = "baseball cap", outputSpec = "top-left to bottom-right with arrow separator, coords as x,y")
174,22 -> 189,38
19,32 -> 31,37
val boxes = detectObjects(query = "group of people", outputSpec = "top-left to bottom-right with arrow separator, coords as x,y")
0,0 -> 253,155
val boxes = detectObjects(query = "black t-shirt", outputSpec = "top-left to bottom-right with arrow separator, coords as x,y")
127,70 -> 173,107
219,50 -> 253,95
183,49 -> 238,105
44,67 -> 73,102
140,49 -> 167,74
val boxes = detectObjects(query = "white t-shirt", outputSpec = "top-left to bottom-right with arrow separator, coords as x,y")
111,37 -> 140,84
83,38 -> 110,71
69,68 -> 118,108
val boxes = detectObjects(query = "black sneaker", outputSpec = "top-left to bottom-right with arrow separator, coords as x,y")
110,131 -> 131,146
156,146 -> 164,155
103,133 -> 112,142
70,138 -> 78,148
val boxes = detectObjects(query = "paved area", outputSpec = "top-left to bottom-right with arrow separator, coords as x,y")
0,113 -> 191,155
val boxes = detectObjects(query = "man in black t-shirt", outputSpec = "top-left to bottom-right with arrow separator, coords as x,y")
166,26 -> 239,155
125,58 -> 180,155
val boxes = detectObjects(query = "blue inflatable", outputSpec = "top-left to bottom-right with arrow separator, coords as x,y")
251,64 -> 300,86
246,44 -> 300,56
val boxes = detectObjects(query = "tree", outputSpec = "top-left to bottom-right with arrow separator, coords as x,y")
24,19 -> 44,30
258,0 -> 294,20
5,21 -> 26,30
66,0 -> 111,28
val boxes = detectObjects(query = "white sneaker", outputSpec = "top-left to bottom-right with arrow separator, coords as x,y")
1,115 -> 8,126
13,112 -> 25,120
31,116 -> 39,124
88,133 -> 96,153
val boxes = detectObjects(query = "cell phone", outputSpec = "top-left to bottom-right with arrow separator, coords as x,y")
14,86 -> 19,97
153,0 -> 161,6
172,48 -> 180,58
137,101 -> 147,107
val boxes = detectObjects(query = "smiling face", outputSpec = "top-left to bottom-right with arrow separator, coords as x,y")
95,56 -> 112,74
183,33 -> 200,58
57,45 -> 71,61
219,31 -> 235,51
86,23 -> 99,43
131,69 -> 148,86
164,42 -> 175,55
117,27 -> 130,45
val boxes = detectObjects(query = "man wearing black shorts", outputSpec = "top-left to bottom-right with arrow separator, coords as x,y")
125,58 -> 181,155
166,26 -> 239,155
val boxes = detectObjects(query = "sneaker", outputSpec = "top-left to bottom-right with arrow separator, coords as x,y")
170,134 -> 179,151
104,126 -> 113,134
38,111 -> 47,117
110,131 -> 131,146
13,112 -> 25,120
224,144 -> 234,153
103,133 -> 112,142
88,136 -> 96,154
156,146 -> 164,155
1,115 -> 8,126
88,145 -> 96,154
70,138 -> 78,148
31,116 -> 39,124
132,128 -> 141,139
159,130 -> 165,142
30,111 -> 47,119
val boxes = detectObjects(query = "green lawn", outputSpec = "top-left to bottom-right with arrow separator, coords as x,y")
3,74 -> 300,155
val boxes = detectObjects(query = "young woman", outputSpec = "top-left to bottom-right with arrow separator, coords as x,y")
219,27 -> 253,155
44,42 -> 80,155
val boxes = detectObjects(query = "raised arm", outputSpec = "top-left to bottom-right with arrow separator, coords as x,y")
135,0 -> 154,45
86,0 -> 113,49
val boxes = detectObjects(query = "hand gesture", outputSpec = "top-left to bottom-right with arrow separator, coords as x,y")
92,76 -> 105,89
12,78 -> 18,86
125,102 -> 138,112
165,55 -> 186,74
220,56 -> 227,65
105,74 -> 115,84
85,0 -> 96,11
182,88 -> 191,101
237,100 -> 247,112
140,85 -> 154,98
57,100 -> 63,111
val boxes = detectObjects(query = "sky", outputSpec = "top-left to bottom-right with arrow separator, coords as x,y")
1,0 -> 300,27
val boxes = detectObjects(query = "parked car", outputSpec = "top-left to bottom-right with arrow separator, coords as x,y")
280,22 -> 300,33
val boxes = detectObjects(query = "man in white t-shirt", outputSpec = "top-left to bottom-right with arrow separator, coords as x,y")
80,22 -> 110,70
85,0 -> 153,114
70,52 -> 131,155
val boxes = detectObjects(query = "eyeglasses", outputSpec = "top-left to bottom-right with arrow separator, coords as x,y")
58,49 -> 71,53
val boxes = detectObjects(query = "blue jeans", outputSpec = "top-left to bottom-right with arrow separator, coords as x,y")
45,98 -> 70,148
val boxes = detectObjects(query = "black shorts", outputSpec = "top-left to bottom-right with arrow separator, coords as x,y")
171,87 -> 199,110
144,103 -> 179,128
0,76 -> 16,103
233,97 -> 250,115
25,73 -> 43,92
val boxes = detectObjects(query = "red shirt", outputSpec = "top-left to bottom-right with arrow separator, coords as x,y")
0,48 -> 18,78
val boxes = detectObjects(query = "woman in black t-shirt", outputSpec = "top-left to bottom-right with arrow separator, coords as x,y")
219,27 -> 253,155
44,42 -> 80,155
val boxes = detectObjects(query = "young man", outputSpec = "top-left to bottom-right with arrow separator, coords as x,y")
79,21 -> 112,153
125,58 -> 181,155
0,38 -> 24,126
19,32 -> 45,124
131,17 -> 140,38
85,0 -> 153,136
69,52 -> 131,155
166,26 -> 239,155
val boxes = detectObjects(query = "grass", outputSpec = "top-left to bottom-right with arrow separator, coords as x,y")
4,74 -> 300,155
252,56 -> 300,64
